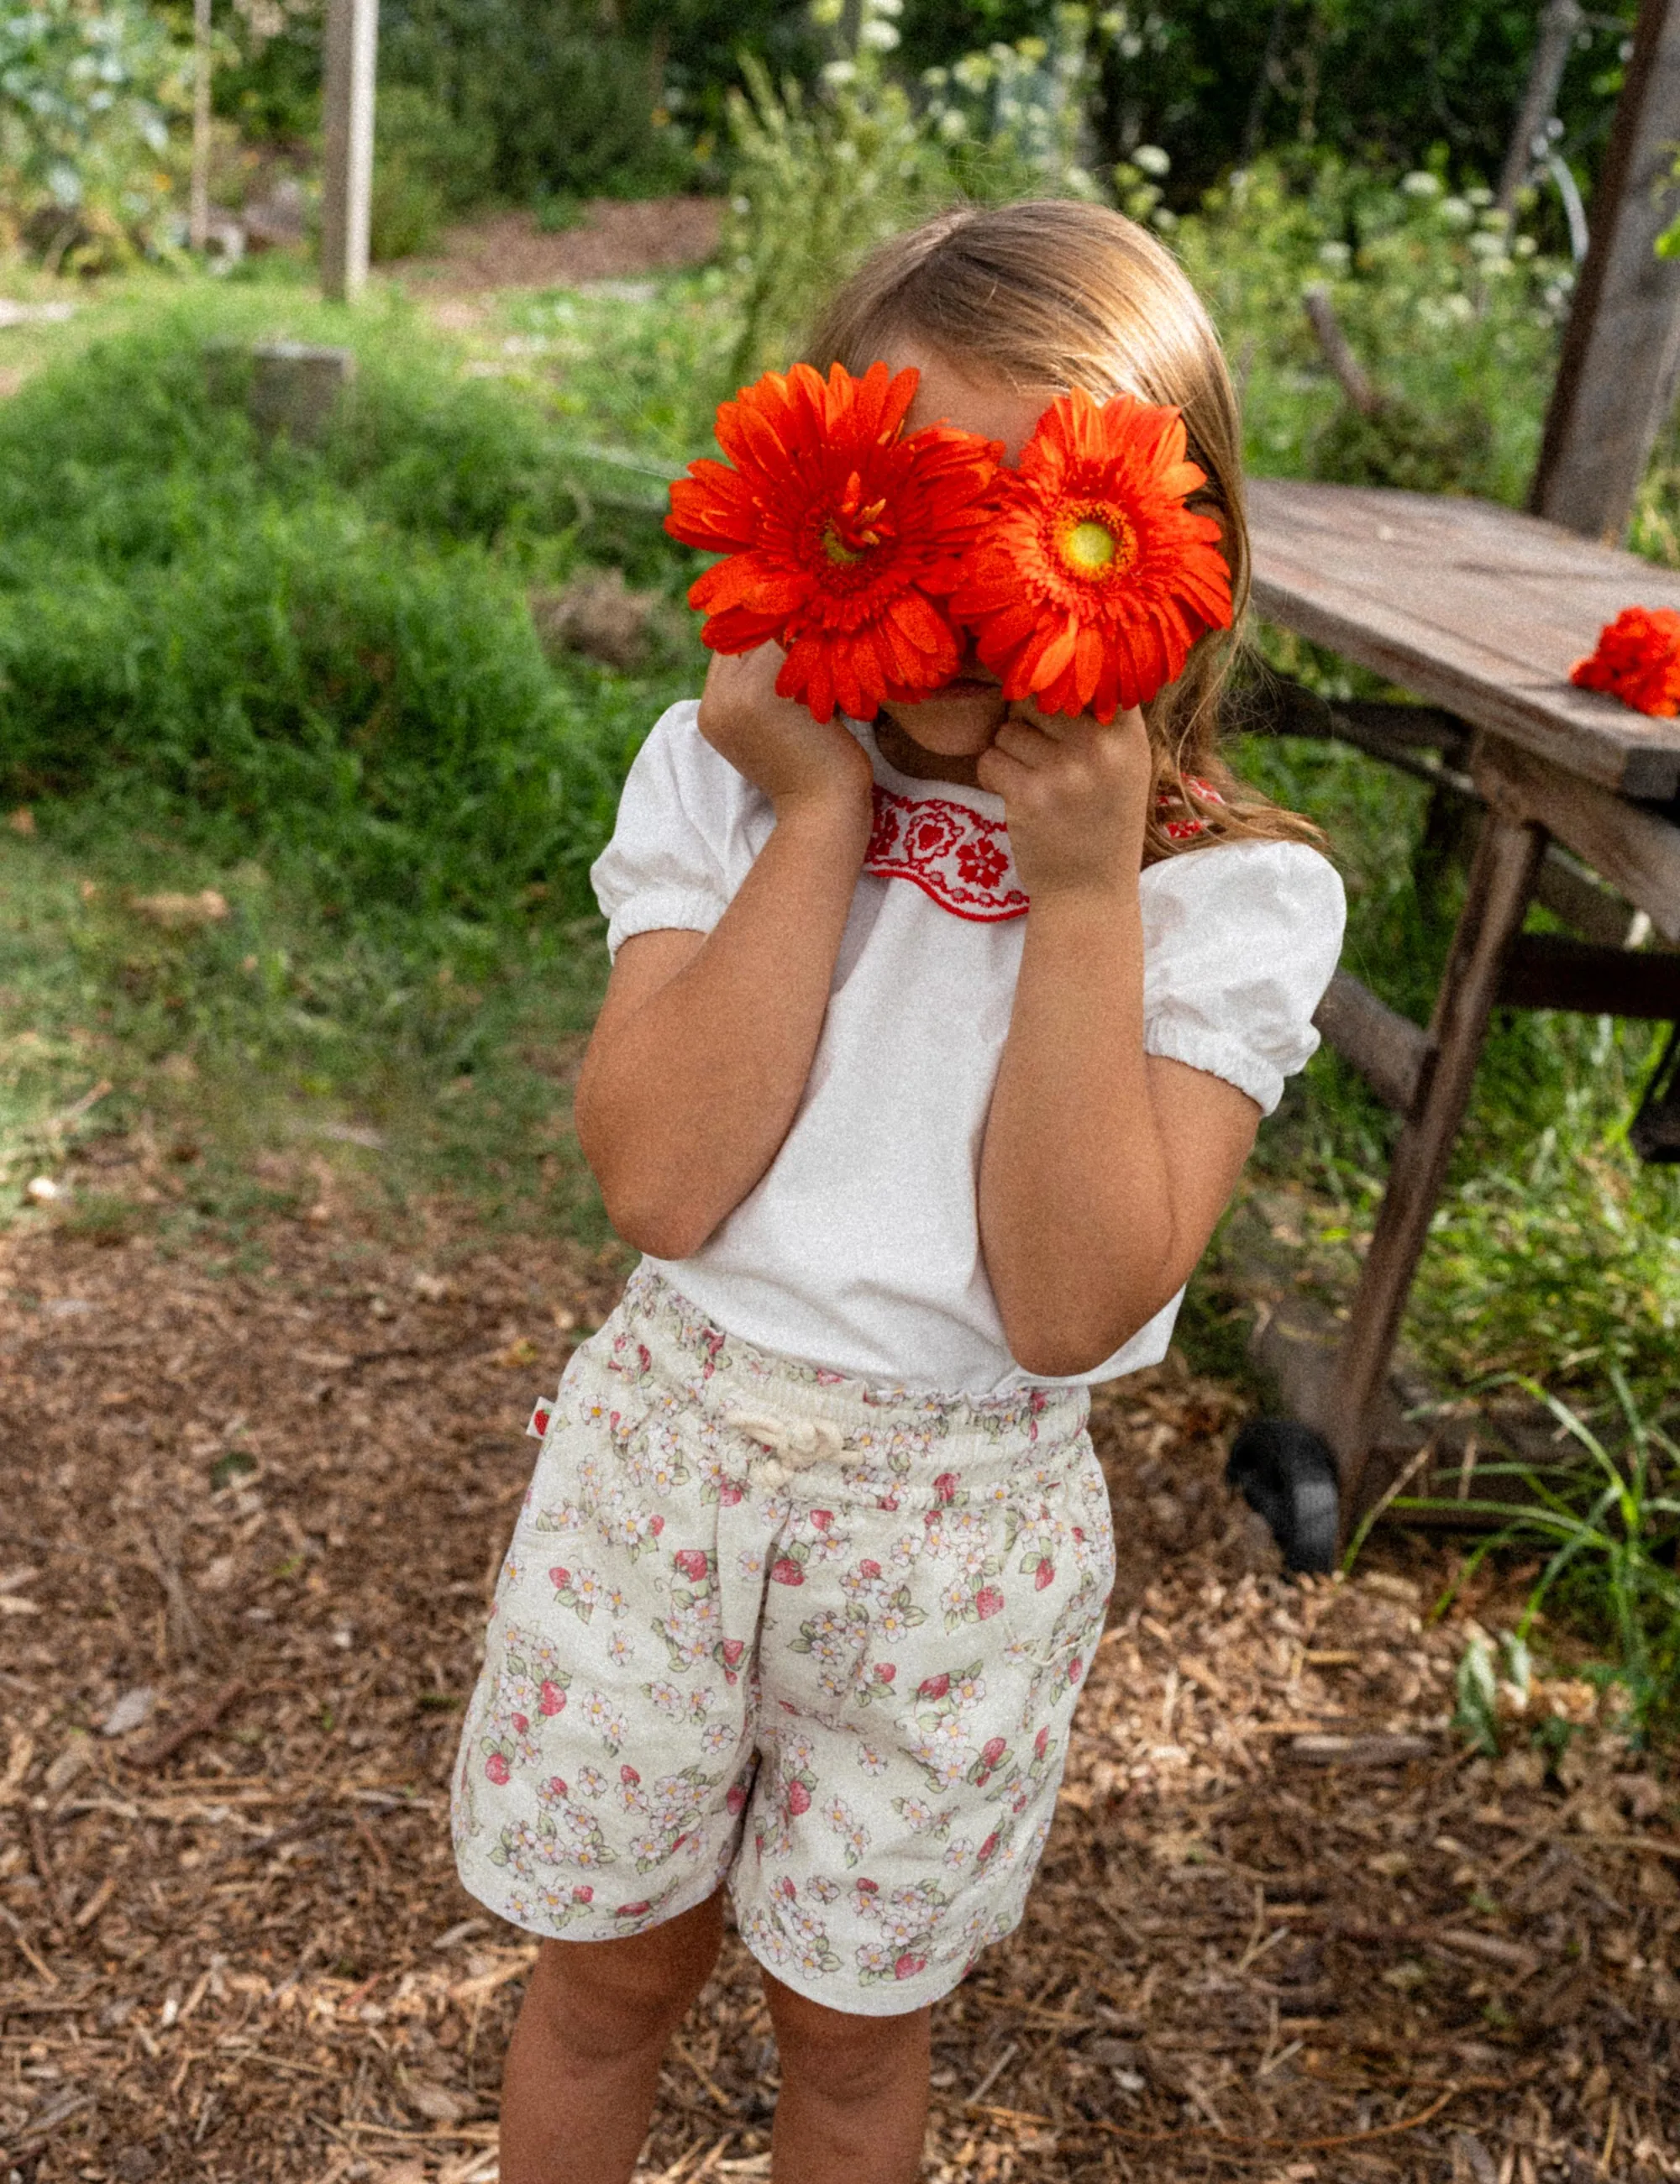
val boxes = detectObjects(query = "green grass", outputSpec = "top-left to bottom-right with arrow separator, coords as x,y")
1226,728 -> 1680,1433
0,268 -> 713,1248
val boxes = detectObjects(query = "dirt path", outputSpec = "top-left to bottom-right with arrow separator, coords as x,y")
3,1146 -> 1677,2181
384,199 -> 723,298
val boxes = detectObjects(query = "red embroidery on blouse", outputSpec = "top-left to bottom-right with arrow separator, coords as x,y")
864,785 -> 1029,922
1158,774 -> 1225,841
862,774 -> 1226,920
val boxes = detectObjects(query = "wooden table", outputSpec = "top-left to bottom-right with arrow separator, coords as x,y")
1244,478 -> 1680,1513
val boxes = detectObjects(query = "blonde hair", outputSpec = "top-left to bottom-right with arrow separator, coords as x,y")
803,199 -> 1319,864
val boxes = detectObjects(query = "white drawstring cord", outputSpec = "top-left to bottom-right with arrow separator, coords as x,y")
724,1409 -> 844,1490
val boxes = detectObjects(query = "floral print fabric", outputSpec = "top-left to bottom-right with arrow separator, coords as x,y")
452,1269 -> 1116,2014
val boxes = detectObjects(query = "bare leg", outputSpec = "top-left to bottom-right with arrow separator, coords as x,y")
499,1890 -> 725,2184
764,1972 -> 930,2184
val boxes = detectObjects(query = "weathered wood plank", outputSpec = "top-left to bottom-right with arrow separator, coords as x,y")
1312,970 -> 1430,1115
1530,0 -> 1680,540
1247,479 -> 1680,797
1472,733 -> 1680,942
1532,849 -> 1643,948
1499,932 -> 1680,1017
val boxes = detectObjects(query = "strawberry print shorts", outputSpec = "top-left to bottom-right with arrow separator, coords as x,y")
451,1268 -> 1116,2014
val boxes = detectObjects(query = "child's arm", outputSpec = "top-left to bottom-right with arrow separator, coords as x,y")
977,705 -> 1263,1378
575,647 -> 874,1262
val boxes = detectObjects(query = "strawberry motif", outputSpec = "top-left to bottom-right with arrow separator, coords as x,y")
918,1672 -> 951,1701
721,1638 -> 745,1667
673,1548 -> 710,1582
933,1472 -> 958,1505
974,1586 -> 1005,1620
769,1556 -> 806,1587
486,1753 -> 511,1785
621,1763 -> 641,1786
895,1952 -> 927,1980
787,1778 -> 812,1816
874,1662 -> 896,1684
538,1681 -> 567,1716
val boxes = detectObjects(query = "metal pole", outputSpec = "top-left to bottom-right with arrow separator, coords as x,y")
321,0 -> 378,303
190,0 -> 212,254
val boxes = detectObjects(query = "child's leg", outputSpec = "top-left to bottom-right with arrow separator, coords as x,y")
764,1973 -> 930,2184
499,1890 -> 725,2184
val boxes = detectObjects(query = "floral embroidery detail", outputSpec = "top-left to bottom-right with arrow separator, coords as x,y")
1156,773 -> 1225,842
864,785 -> 1028,922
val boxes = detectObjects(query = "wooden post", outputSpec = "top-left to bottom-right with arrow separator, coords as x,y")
1496,0 -> 1583,222
1320,802 -> 1546,1494
320,0 -> 378,304
190,0 -> 212,254
1530,0 -> 1680,540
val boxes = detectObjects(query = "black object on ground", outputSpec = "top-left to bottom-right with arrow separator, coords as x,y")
1226,1420 -> 1341,1573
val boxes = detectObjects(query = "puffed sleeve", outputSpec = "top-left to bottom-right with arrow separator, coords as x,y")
590,700 -> 763,957
1139,839 -> 1346,1116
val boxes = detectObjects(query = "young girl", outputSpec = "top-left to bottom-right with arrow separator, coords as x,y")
453,199 -> 1345,2184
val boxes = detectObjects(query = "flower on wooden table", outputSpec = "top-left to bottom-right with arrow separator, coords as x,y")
665,360 -> 1000,722
1570,606 -> 1680,719
951,387 -> 1233,721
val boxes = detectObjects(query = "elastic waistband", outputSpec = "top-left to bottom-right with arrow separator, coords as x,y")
606,1267 -> 1090,1498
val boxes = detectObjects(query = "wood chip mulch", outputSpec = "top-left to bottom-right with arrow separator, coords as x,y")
3,1143 -> 1678,2183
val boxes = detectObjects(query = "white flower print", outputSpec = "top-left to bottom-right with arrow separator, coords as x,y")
606,1630 -> 633,1667
578,1767 -> 606,1800
856,1746 -> 888,1777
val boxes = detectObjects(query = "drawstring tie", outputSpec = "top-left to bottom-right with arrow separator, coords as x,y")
724,1409 -> 844,1491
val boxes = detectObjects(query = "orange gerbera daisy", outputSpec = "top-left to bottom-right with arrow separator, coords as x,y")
665,360 -> 1000,723
1570,606 -> 1680,718
950,387 -> 1233,722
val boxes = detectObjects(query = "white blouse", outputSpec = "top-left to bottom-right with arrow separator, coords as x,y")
591,701 -> 1345,1398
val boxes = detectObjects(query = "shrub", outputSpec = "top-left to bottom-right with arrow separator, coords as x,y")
378,0 -> 693,204
368,83 -> 495,260
0,0 -> 192,270
0,300 -> 694,926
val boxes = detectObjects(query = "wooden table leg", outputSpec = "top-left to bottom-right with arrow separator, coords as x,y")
1320,806 -> 1547,1505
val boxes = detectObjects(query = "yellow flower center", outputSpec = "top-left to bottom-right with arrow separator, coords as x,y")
1061,517 -> 1114,568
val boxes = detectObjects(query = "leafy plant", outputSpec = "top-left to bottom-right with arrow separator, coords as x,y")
1415,1374 -> 1680,1735
368,83 -> 494,260
0,0 -> 193,270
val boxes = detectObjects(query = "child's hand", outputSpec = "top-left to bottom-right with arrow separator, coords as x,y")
697,646 -> 874,833
976,701 -> 1152,900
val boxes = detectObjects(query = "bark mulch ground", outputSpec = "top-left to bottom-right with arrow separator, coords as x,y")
3,1139 -> 1678,2183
